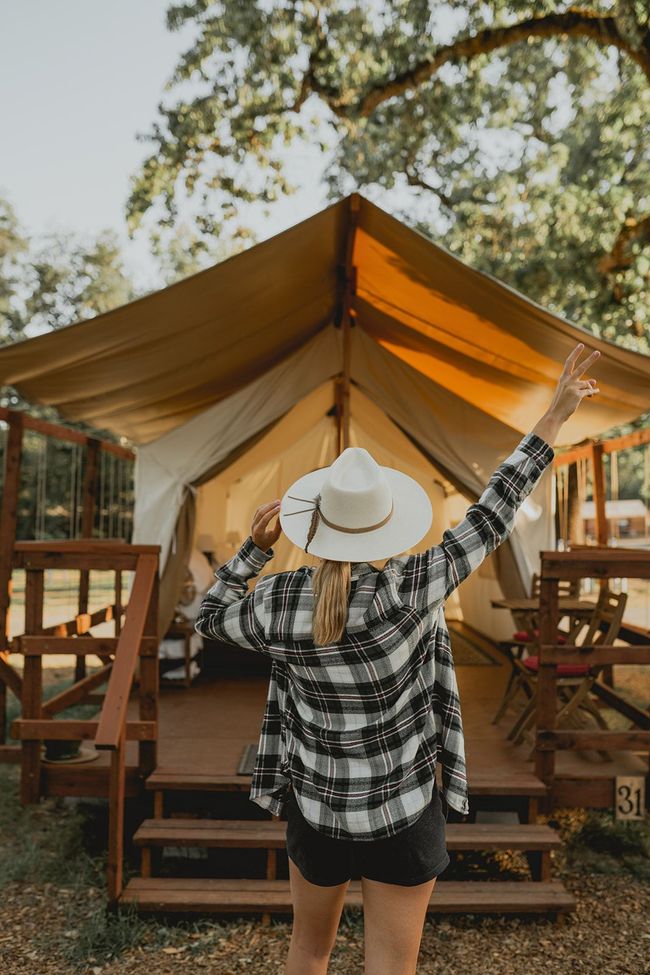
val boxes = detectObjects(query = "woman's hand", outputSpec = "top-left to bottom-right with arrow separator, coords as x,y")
532,343 -> 601,446
251,499 -> 282,552
548,343 -> 601,421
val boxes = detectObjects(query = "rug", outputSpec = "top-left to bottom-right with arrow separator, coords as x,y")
447,625 -> 499,665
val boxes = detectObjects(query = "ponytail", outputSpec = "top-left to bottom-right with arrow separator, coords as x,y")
312,559 -> 351,646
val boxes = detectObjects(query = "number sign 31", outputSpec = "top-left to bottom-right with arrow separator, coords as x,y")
615,776 -> 646,821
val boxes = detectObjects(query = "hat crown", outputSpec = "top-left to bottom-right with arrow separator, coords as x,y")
320,448 -> 392,530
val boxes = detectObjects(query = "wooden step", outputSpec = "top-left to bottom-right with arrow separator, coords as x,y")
134,818 -> 287,849
133,818 -> 562,852
120,877 -> 576,914
467,771 -> 548,797
145,770 -> 248,792
145,768 -> 549,797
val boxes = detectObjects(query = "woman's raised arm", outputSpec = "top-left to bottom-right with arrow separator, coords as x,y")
395,343 -> 601,613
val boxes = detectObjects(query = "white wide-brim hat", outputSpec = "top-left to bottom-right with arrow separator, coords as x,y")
280,447 -> 433,562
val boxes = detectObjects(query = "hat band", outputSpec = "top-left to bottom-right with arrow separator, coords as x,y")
317,502 -> 394,535
286,494 -> 394,554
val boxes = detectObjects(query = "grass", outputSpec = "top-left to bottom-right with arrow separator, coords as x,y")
0,764 -> 243,971
0,767 -> 101,889
0,765 -> 157,969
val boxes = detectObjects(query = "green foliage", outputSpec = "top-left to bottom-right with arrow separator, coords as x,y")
129,0 -> 650,351
0,198 -> 29,345
23,230 -> 134,331
59,902 -> 151,970
150,222 -> 247,284
563,807 -> 650,880
0,767 -> 102,889
0,209 -> 135,351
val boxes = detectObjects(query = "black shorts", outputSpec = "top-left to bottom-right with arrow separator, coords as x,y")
284,784 -> 450,887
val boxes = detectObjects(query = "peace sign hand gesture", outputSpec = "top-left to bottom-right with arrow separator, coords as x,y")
251,500 -> 282,552
548,343 -> 601,422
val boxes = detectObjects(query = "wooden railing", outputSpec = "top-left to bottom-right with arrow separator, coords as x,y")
0,408 -> 135,745
9,540 -> 159,902
535,548 -> 650,808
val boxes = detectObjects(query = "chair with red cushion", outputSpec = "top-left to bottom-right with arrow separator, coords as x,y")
492,573 -> 583,728
503,588 -> 628,759
521,654 -> 589,677
512,628 -> 567,644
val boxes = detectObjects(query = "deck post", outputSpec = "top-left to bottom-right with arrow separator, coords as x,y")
138,559 -> 159,776
590,441 -> 615,685
107,724 -> 126,903
534,573 -> 559,814
21,568 -> 44,804
0,410 -> 24,742
75,437 -> 100,683
590,441 -> 608,546
114,570 -> 123,634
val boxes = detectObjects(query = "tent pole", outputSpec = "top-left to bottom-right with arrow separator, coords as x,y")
338,194 -> 360,453
334,377 -> 344,455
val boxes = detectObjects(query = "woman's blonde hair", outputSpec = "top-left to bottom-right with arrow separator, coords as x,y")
312,558 -> 352,646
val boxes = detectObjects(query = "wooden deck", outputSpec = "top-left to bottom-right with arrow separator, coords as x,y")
39,621 -> 647,810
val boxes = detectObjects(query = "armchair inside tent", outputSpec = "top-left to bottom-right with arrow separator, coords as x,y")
158,546 -> 215,685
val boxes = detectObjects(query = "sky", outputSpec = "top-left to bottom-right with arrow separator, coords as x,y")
0,0 -> 338,290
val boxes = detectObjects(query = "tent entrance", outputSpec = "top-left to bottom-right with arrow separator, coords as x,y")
166,379 -> 525,647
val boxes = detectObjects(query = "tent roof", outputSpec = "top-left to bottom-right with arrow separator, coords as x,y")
1,194 -> 649,446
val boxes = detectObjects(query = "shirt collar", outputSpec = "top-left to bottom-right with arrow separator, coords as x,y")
306,562 -> 375,580
351,562 -> 375,580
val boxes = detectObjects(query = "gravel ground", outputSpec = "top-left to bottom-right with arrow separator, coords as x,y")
1,862 -> 648,975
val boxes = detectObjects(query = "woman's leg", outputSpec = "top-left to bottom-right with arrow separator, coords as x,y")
285,856 -> 351,975
361,874 -> 437,975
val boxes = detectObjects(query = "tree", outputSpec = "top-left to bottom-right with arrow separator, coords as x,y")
150,222 -> 247,285
128,1 -> 650,348
0,198 -> 29,346
0,200 -> 136,352
0,200 -> 140,538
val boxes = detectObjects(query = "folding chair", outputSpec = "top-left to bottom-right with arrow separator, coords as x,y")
503,588 -> 628,760
510,572 -> 581,643
491,574 -> 581,726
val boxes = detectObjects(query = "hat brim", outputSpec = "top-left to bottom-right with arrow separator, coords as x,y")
280,466 -> 433,562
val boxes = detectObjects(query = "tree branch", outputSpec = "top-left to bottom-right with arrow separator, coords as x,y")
597,213 -> 650,275
313,9 -> 650,118
290,8 -> 345,116
404,166 -> 493,211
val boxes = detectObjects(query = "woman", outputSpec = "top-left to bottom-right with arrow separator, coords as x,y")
195,343 -> 600,975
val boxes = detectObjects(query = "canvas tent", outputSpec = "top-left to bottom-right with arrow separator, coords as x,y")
1,194 -> 649,640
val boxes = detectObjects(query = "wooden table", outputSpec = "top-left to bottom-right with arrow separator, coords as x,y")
491,598 -> 596,615
491,597 -> 596,649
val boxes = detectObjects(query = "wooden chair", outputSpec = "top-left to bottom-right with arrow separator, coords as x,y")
160,611 -> 200,687
502,588 -> 628,760
491,573 -> 581,726
510,572 -> 581,641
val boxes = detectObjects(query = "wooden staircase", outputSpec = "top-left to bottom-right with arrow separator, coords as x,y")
119,770 -> 576,919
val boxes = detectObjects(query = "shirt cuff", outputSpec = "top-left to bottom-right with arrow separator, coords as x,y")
236,535 -> 275,572
518,432 -> 555,471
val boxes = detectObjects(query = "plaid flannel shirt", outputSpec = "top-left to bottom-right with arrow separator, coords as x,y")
195,432 -> 554,841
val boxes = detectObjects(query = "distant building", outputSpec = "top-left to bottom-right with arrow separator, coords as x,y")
581,499 -> 649,539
